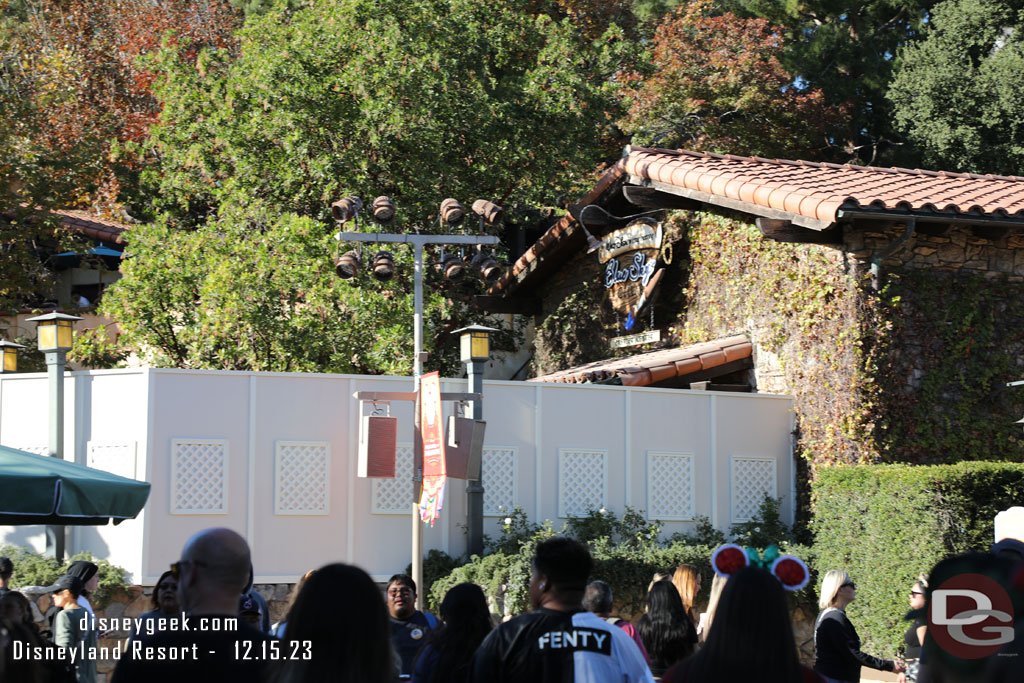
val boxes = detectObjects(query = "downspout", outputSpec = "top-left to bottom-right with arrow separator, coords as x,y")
869,219 -> 916,291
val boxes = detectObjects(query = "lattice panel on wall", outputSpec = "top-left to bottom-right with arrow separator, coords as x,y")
646,451 -> 695,521
87,441 -> 137,480
12,445 -> 49,456
372,443 -> 412,514
171,439 -> 228,514
558,448 -> 607,518
275,441 -> 330,515
482,447 -> 517,516
731,456 -> 777,522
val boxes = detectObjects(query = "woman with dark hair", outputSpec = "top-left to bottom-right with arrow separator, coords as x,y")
411,582 -> 492,683
50,575 -> 97,683
271,569 -> 316,638
266,563 -> 393,683
130,570 -> 180,640
662,566 -> 822,683
636,580 -> 696,677
65,561 -> 99,618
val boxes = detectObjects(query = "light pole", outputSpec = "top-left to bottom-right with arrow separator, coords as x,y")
25,311 -> 82,561
453,324 -> 496,557
335,198 -> 500,609
0,339 -> 26,374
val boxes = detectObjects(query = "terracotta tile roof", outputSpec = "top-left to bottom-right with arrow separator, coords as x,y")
52,209 -> 130,244
530,334 -> 752,387
625,146 -> 1024,224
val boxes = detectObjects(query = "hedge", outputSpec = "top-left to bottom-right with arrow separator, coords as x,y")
811,461 -> 1024,656
0,546 -> 131,610
428,501 -> 818,620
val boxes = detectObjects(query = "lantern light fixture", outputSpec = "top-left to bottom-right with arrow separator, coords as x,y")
453,324 -> 497,363
25,312 -> 82,352
0,339 -> 26,374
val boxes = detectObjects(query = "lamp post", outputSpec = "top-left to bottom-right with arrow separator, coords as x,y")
334,198 -> 500,609
453,324 -> 496,557
0,340 -> 26,374
25,311 -> 82,561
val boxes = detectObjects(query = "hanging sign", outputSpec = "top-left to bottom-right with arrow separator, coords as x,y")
598,218 -> 665,331
418,371 -> 446,526
610,329 -> 662,349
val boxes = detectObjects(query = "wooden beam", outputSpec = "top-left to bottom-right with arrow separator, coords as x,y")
473,295 -> 540,315
621,185 -> 702,211
756,217 -> 842,244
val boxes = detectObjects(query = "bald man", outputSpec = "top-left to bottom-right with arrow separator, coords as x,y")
111,528 -> 275,683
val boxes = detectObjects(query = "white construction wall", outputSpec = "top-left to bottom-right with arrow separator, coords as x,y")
0,369 -> 794,584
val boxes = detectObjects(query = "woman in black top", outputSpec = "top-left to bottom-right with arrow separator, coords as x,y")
899,579 -> 927,683
412,582 -> 492,683
637,579 -> 696,677
814,570 -> 904,683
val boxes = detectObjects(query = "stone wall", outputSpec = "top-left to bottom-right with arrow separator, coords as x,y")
16,582 -> 295,683
846,223 -> 1024,278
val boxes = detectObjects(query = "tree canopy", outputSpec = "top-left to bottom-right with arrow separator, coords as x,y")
619,0 -> 845,159
80,0 -> 624,374
888,0 -> 1024,175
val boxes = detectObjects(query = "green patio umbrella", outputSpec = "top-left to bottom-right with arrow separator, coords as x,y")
0,445 -> 150,525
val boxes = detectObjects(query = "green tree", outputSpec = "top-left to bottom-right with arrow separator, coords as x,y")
724,0 -> 936,165
619,0 -> 846,159
888,0 -> 1024,175
138,0 -> 628,226
84,201 -> 518,375
90,0 -> 625,373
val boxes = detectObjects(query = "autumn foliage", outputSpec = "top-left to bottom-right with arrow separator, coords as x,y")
619,0 -> 846,160
4,0 -> 239,215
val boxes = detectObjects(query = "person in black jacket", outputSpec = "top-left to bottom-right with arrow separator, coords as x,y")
814,570 -> 905,683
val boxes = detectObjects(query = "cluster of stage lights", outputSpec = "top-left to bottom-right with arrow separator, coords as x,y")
331,196 -> 503,283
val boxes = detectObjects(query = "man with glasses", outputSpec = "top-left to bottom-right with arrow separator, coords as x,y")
111,528 -> 274,683
386,573 -> 437,678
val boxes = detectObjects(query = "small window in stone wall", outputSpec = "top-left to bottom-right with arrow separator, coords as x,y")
646,451 -> 695,521
171,439 -> 228,514
372,443 -> 413,514
274,441 -> 330,515
482,447 -> 517,516
730,456 -> 776,523
558,448 -> 607,518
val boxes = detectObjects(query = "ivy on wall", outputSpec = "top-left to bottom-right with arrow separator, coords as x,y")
531,207 -> 1024,467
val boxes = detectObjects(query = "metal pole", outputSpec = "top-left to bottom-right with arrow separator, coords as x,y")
46,350 -> 66,561
411,241 -> 424,611
466,360 -> 485,557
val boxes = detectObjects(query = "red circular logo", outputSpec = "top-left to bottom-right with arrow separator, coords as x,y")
928,573 -> 1015,659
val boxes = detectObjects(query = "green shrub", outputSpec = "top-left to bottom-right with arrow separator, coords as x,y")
0,546 -> 131,610
811,461 -> 1024,656
431,503 -> 817,619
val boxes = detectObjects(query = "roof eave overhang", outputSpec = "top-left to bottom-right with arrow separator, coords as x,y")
835,208 -> 1024,228
626,174 -> 835,231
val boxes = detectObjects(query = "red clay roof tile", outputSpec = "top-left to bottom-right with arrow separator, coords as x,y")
530,334 -> 752,387
624,146 -> 1024,223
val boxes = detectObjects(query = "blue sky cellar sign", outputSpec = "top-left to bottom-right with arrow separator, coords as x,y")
598,218 -> 665,333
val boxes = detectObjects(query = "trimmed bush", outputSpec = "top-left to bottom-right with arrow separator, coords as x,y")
811,461 -> 1024,655
430,502 -> 817,619
0,546 -> 131,610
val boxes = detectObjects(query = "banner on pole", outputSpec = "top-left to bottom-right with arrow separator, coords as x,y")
418,371 -> 446,526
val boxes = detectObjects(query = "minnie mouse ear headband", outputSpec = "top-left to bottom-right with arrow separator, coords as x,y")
711,543 -> 810,591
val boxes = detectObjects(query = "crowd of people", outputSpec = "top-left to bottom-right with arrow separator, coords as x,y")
1,531 -> 1023,683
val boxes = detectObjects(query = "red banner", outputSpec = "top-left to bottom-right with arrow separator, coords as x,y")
418,371 -> 446,526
